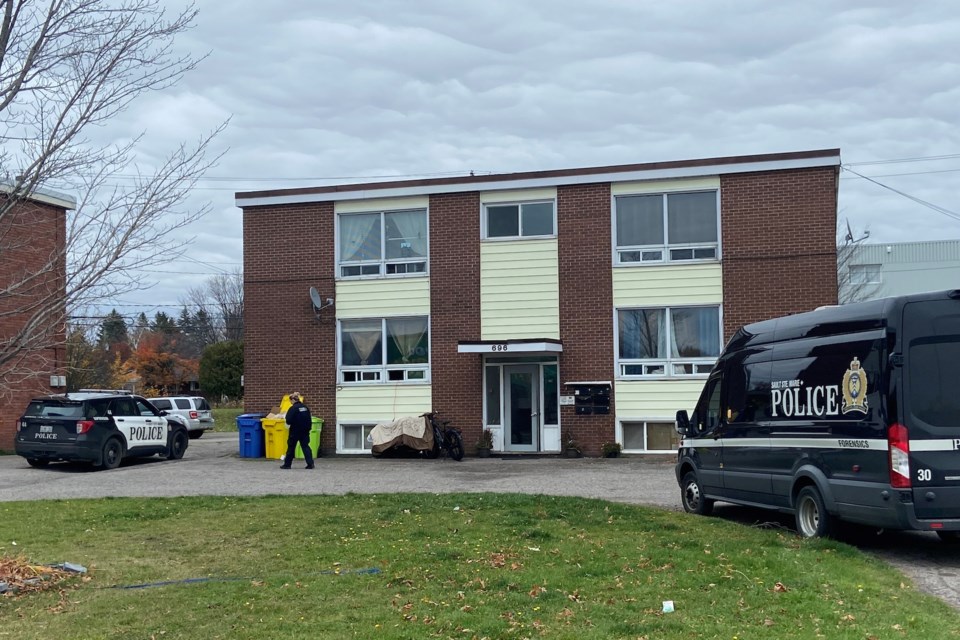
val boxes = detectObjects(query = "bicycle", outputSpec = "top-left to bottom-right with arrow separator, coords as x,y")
422,412 -> 464,461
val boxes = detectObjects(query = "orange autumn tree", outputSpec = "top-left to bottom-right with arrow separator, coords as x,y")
133,332 -> 198,395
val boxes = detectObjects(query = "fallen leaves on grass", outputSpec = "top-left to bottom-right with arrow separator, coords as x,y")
0,555 -> 76,597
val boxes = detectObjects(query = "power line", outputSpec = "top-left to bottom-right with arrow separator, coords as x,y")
840,167 -> 960,180
844,153 -> 960,167
841,167 -> 960,224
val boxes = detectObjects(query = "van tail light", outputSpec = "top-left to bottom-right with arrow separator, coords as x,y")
189,411 -> 198,419
76,420 -> 95,435
888,423 -> 911,488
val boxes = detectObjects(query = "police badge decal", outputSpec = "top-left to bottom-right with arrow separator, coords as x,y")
841,357 -> 868,414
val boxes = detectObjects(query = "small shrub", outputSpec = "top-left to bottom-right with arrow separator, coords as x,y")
601,441 -> 622,457
476,428 -> 494,449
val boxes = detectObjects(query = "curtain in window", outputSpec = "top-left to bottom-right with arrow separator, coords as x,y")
340,213 -> 380,262
671,307 -> 719,357
385,210 -> 427,259
616,195 -> 663,246
387,317 -> 427,363
666,192 -> 717,244
342,320 -> 382,366
619,309 -> 665,358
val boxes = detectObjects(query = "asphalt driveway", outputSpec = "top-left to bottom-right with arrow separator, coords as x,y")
1,432 -> 958,609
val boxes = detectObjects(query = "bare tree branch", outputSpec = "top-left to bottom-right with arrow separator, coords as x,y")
837,217 -> 878,304
0,0 -> 225,398
180,267 -> 243,343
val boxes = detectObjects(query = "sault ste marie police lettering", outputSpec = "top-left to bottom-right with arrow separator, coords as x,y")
770,357 -> 868,418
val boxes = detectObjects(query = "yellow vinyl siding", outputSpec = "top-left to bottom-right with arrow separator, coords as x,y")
336,384 -> 432,421
611,176 -> 720,195
480,187 -> 557,204
334,196 -> 429,213
615,379 -> 705,417
480,239 -> 559,340
613,263 -> 722,307
335,278 -> 430,317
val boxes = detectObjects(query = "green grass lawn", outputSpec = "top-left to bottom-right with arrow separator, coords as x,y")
211,406 -> 244,432
1,493 -> 956,639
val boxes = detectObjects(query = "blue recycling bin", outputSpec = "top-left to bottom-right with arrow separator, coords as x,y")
237,413 -> 266,458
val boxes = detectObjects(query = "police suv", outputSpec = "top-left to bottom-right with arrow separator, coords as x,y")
675,289 -> 960,541
15,390 -> 190,470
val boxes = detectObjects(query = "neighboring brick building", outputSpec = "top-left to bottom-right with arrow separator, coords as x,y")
0,187 -> 73,451
236,149 -> 839,456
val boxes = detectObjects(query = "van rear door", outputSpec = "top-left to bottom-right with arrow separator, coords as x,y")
901,297 -> 960,520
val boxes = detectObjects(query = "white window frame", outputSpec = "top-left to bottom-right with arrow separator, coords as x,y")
615,305 -> 721,379
613,190 -> 720,265
482,200 -> 557,240
336,208 -> 429,279
338,316 -> 431,385
618,419 -> 681,453
337,421 -> 377,454
848,263 -> 882,286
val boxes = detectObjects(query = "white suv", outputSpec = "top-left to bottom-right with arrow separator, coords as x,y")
149,396 -> 215,439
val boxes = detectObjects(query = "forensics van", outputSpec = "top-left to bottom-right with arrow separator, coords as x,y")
675,289 -> 960,541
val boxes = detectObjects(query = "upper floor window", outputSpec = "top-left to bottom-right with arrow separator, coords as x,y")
615,191 -> 718,264
484,201 -> 555,239
339,316 -> 430,384
617,306 -> 720,378
338,209 -> 427,278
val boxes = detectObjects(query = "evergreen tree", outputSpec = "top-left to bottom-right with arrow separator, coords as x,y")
97,310 -> 129,346
199,340 -> 243,401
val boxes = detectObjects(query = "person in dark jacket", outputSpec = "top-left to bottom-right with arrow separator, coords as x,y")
281,392 -> 314,469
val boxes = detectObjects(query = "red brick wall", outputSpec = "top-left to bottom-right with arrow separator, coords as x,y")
428,192 -> 483,446
0,199 -> 67,450
721,167 -> 839,340
557,183 -> 615,455
242,202 -> 336,452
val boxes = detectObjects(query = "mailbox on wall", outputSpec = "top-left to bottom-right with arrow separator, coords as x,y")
564,381 -> 611,415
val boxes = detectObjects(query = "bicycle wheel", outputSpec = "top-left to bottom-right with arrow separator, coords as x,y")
446,429 -> 464,461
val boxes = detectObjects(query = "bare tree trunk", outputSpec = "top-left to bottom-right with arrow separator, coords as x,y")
0,1 -> 224,398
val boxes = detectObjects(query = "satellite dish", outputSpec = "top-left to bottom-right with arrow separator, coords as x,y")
309,286 -> 323,311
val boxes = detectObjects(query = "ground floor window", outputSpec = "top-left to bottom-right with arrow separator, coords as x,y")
340,423 -> 375,452
621,420 -> 680,452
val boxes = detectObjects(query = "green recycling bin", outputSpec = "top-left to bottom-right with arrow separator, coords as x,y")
295,418 -> 323,459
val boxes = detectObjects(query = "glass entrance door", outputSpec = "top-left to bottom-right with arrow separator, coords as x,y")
504,365 -> 539,452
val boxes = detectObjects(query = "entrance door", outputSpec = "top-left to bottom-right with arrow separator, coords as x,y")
504,365 -> 539,452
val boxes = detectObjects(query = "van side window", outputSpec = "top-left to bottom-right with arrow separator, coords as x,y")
697,375 -> 723,433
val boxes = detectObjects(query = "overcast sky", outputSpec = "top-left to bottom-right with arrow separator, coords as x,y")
96,0 -> 960,320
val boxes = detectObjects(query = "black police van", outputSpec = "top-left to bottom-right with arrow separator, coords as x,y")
15,390 -> 190,470
675,289 -> 960,540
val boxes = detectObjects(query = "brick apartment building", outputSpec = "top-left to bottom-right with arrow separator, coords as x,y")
0,187 -> 73,450
236,149 -> 840,456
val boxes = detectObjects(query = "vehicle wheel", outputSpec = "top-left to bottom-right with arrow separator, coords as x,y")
680,471 -> 714,515
100,439 -> 123,470
188,431 -> 203,439
795,486 -> 832,538
167,430 -> 188,460
937,531 -> 960,544
26,458 -> 49,468
447,430 -> 464,461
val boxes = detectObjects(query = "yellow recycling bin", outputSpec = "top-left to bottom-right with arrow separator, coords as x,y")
262,416 -> 288,460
